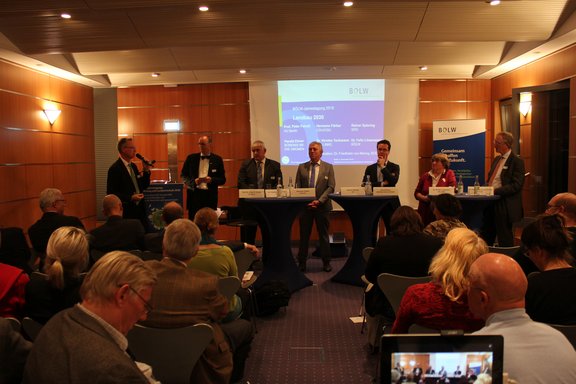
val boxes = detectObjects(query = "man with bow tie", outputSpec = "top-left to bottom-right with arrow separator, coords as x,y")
295,141 -> 336,272
181,135 -> 226,219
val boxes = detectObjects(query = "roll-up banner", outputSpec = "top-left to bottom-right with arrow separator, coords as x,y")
433,119 -> 485,189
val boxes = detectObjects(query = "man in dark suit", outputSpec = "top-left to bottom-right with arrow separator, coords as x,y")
362,139 -> 400,235
481,131 -> 525,247
142,219 -> 253,384
28,188 -> 84,260
89,194 -> 145,253
237,140 -> 283,244
106,138 -> 151,230
181,135 -> 226,220
295,141 -> 336,272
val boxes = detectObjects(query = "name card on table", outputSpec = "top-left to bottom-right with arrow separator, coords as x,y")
467,186 -> 494,196
373,187 -> 398,196
428,187 -> 455,196
340,187 -> 366,196
239,189 -> 265,198
264,189 -> 278,198
290,188 -> 316,198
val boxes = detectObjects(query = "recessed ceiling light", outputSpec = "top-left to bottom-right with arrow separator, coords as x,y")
343,1 -> 354,7
151,73 -> 160,78
60,13 -> 71,19
199,5 -> 209,12
487,0 -> 500,5
419,66 -> 428,71
239,69 -> 247,74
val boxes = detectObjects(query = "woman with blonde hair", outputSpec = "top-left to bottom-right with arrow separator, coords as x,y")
391,228 -> 487,333
25,226 -> 89,323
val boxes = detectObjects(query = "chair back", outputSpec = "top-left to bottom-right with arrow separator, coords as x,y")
362,246 -> 374,263
409,324 -> 440,334
377,273 -> 432,315
141,250 -> 162,261
5,317 -> 21,332
22,317 -> 44,341
547,324 -> 576,350
218,276 -> 241,301
488,246 -> 520,257
235,248 -> 256,279
127,323 -> 214,384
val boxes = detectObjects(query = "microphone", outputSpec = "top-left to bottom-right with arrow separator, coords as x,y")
136,153 -> 156,167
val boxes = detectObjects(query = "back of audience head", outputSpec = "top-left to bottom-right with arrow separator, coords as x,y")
390,206 -> 423,236
39,188 -> 65,213
546,192 -> 576,225
521,214 -> 572,266
45,226 -> 89,289
432,193 -> 463,219
193,207 -> 219,237
162,201 -> 183,225
162,219 -> 202,261
429,228 -> 488,302
467,253 -> 527,321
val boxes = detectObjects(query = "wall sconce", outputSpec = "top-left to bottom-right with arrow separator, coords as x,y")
519,92 -> 532,117
163,119 -> 181,132
43,109 -> 61,125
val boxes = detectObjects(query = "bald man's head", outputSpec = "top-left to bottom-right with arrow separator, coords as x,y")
467,253 -> 527,320
162,201 -> 184,225
102,194 -> 122,217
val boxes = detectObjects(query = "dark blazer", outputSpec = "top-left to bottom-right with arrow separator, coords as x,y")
142,258 -> 233,384
238,158 -> 282,189
106,158 -> 151,222
181,153 -> 226,211
362,161 -> 400,187
89,215 -> 145,252
28,212 -> 85,254
23,305 -> 149,383
0,317 -> 32,384
486,152 -> 525,224
0,227 -> 32,274
295,160 -> 335,211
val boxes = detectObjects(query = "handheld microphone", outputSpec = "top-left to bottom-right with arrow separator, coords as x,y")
136,153 -> 156,167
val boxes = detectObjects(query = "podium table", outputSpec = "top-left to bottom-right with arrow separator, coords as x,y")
245,197 -> 314,292
329,194 -> 400,286
455,195 -> 500,231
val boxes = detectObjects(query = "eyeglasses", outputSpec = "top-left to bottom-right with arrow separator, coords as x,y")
55,199 -> 67,204
128,286 -> 154,313
546,204 -> 559,210
494,140 -> 505,145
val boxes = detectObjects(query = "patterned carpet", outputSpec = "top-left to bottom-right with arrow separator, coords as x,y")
243,256 -> 379,384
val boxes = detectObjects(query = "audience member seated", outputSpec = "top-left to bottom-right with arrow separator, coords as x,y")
0,227 -> 33,274
25,226 -> 89,324
469,253 -> 576,383
28,188 -> 84,262
23,251 -> 159,383
89,194 -> 145,253
0,262 -> 29,319
423,193 -> 467,241
521,214 -> 576,324
364,206 -> 443,346
144,201 -> 183,253
392,228 -> 487,333
0,317 -> 32,384
142,219 -> 254,384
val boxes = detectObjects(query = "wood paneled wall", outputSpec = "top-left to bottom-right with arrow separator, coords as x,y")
117,83 -> 251,239
0,60 -> 96,234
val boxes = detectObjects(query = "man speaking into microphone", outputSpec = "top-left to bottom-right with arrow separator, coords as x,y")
107,138 -> 151,230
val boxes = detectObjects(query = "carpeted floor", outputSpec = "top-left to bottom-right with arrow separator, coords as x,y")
243,256 -> 379,383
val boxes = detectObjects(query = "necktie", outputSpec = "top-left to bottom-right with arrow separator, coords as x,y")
128,164 -> 140,193
487,157 -> 502,186
309,163 -> 317,188
200,155 -> 210,160
256,161 -> 263,188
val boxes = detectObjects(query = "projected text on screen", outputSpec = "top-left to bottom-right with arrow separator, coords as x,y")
278,79 -> 385,165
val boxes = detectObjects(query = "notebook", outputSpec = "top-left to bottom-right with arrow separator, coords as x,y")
380,334 -> 503,384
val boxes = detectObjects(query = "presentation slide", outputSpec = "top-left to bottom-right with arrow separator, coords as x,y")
278,79 -> 385,165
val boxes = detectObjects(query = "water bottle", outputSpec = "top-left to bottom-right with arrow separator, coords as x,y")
474,175 -> 480,195
287,176 -> 294,197
364,175 -> 373,196
276,177 -> 284,198
457,175 -> 464,194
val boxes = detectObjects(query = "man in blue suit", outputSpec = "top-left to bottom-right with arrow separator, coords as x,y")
295,141 -> 336,272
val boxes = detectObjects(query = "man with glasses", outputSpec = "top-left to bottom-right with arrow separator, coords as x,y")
28,188 -> 84,262
107,138 -> 151,230
24,251 -> 158,383
480,132 -> 525,247
181,135 -> 226,219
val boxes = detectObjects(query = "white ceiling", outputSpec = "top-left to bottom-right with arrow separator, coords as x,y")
1,0 -> 575,88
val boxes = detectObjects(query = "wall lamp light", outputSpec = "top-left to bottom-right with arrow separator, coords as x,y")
519,92 -> 532,117
43,108 -> 61,125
